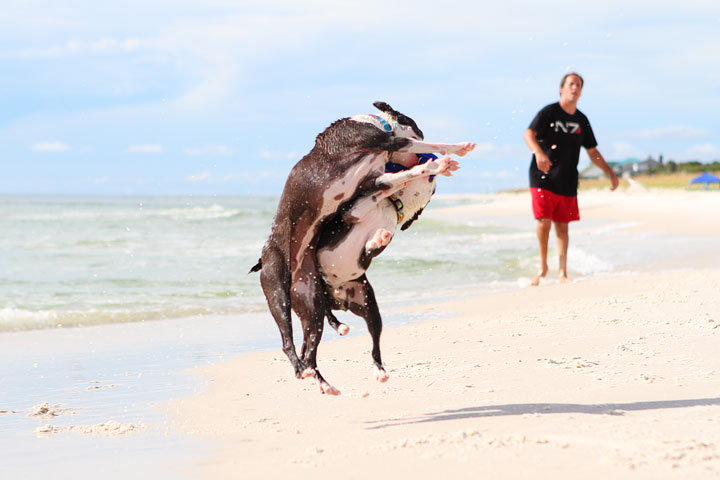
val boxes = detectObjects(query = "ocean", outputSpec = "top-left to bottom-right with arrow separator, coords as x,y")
1,193 -> 714,334
0,194 -> 510,333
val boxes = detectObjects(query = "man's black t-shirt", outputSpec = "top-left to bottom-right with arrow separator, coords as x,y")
528,102 -> 597,197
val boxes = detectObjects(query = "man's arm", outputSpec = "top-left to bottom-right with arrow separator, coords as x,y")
523,128 -> 551,173
586,147 -> 619,190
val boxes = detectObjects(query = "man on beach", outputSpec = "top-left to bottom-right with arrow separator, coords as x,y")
523,72 -> 619,286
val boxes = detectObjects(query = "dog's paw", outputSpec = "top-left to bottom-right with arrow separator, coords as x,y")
375,366 -> 390,383
301,367 -> 317,379
454,142 -> 476,156
320,382 -> 341,396
433,156 -> 460,176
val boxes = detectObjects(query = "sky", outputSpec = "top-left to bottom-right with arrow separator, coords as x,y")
1,0 -> 719,195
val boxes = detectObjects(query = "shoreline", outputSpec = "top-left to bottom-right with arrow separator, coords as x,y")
3,188 -> 720,479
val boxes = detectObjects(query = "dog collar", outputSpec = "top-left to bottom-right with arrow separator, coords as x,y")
389,194 -> 404,223
368,114 -> 393,135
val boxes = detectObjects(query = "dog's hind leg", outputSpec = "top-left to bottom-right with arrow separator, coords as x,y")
259,245 -> 305,378
326,310 -> 350,336
345,275 -> 389,383
292,259 -> 341,395
299,310 -> 340,395
300,309 -> 341,395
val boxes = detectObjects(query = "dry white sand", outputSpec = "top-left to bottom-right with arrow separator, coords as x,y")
169,188 -> 720,479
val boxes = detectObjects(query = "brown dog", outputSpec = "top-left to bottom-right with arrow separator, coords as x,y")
251,102 -> 475,394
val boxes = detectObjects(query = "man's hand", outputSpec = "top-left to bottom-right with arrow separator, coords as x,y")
535,150 -> 551,173
586,147 -> 618,191
524,129 -> 550,173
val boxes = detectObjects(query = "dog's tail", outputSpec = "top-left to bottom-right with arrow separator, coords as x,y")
249,259 -> 262,274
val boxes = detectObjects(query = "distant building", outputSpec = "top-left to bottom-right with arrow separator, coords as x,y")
580,155 -> 664,179
579,164 -> 611,179
610,156 -> 662,177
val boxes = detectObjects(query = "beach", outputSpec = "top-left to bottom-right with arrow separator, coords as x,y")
168,188 -> 720,479
3,188 -> 720,479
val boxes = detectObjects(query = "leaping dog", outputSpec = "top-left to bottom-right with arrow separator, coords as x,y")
251,101 -> 475,395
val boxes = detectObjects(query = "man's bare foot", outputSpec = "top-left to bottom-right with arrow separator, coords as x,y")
531,268 -> 548,286
559,275 -> 573,284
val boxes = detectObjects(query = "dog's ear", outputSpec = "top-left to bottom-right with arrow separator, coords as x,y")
373,101 -> 397,116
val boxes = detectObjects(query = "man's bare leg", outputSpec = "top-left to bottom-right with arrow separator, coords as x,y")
554,221 -> 572,283
531,218 -> 551,286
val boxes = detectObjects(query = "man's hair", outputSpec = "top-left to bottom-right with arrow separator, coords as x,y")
560,72 -> 584,89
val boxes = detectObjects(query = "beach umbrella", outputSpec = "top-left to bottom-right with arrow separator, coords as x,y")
689,171 -> 720,189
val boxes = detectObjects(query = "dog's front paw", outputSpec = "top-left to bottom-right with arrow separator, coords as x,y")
433,156 -> 460,176
453,142 -> 476,156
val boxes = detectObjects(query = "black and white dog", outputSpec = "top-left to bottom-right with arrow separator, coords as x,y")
251,102 -> 475,395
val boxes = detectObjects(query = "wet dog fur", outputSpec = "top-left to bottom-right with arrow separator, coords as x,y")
251,101 -> 474,394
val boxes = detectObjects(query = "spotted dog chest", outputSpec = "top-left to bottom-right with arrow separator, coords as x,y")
288,151 -> 388,286
317,168 -> 437,298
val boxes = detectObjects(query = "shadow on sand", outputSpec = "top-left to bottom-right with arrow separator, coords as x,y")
366,397 -> 720,430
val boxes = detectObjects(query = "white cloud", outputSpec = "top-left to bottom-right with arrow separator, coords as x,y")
31,141 -> 69,152
127,144 -> 164,153
185,170 -> 281,183
477,170 -> 515,179
259,170 -> 286,179
465,143 -> 527,162
685,143 -> 720,160
259,149 -> 303,160
628,126 -> 712,141
210,172 -> 261,182
473,143 -> 509,155
14,37 -> 146,58
605,142 -> 643,160
184,145 -> 233,156
187,171 -> 211,182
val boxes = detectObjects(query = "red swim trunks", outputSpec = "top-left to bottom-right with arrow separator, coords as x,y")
530,188 -> 580,223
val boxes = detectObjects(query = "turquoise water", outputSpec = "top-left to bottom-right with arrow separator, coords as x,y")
1,195 -> 274,331
2,194 -> 716,333
0,195 -> 527,332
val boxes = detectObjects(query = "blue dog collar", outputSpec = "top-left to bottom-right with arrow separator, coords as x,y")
368,114 -> 393,135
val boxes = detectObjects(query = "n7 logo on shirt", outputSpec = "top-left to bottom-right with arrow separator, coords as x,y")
553,121 -> 581,134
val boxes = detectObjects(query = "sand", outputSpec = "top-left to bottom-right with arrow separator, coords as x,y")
168,188 -> 720,479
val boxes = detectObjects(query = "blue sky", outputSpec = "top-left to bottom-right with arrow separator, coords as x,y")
1,1 -> 719,195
